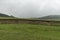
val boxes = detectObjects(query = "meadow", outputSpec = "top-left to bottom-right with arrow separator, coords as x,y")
0,24 -> 60,40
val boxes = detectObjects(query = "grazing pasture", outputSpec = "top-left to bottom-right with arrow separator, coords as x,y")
0,24 -> 60,40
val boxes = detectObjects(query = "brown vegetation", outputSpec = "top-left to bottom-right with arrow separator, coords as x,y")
0,19 -> 60,25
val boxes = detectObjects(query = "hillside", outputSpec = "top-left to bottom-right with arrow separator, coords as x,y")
0,13 -> 10,17
0,13 -> 16,19
39,15 -> 60,19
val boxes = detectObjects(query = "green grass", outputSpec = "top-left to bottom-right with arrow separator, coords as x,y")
0,17 -> 60,22
40,19 -> 60,21
0,24 -> 60,40
0,17 -> 16,19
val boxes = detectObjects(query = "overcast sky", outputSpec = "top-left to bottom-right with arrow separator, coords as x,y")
0,0 -> 60,18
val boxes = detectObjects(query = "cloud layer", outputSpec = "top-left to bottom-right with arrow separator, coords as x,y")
0,0 -> 60,18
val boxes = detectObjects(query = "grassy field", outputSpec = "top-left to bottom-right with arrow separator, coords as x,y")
0,24 -> 60,40
0,17 -> 17,19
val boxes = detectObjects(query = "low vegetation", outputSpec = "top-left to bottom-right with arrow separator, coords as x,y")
0,24 -> 60,40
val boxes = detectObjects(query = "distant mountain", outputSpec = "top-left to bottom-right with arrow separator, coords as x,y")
0,13 -> 14,17
39,15 -> 60,19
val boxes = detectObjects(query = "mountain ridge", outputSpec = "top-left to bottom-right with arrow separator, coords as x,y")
38,15 -> 60,19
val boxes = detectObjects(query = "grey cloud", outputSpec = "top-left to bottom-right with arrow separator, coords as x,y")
0,0 -> 60,18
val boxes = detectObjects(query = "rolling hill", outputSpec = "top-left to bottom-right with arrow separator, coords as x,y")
39,15 -> 60,19
0,13 -> 9,17
0,13 -> 16,19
